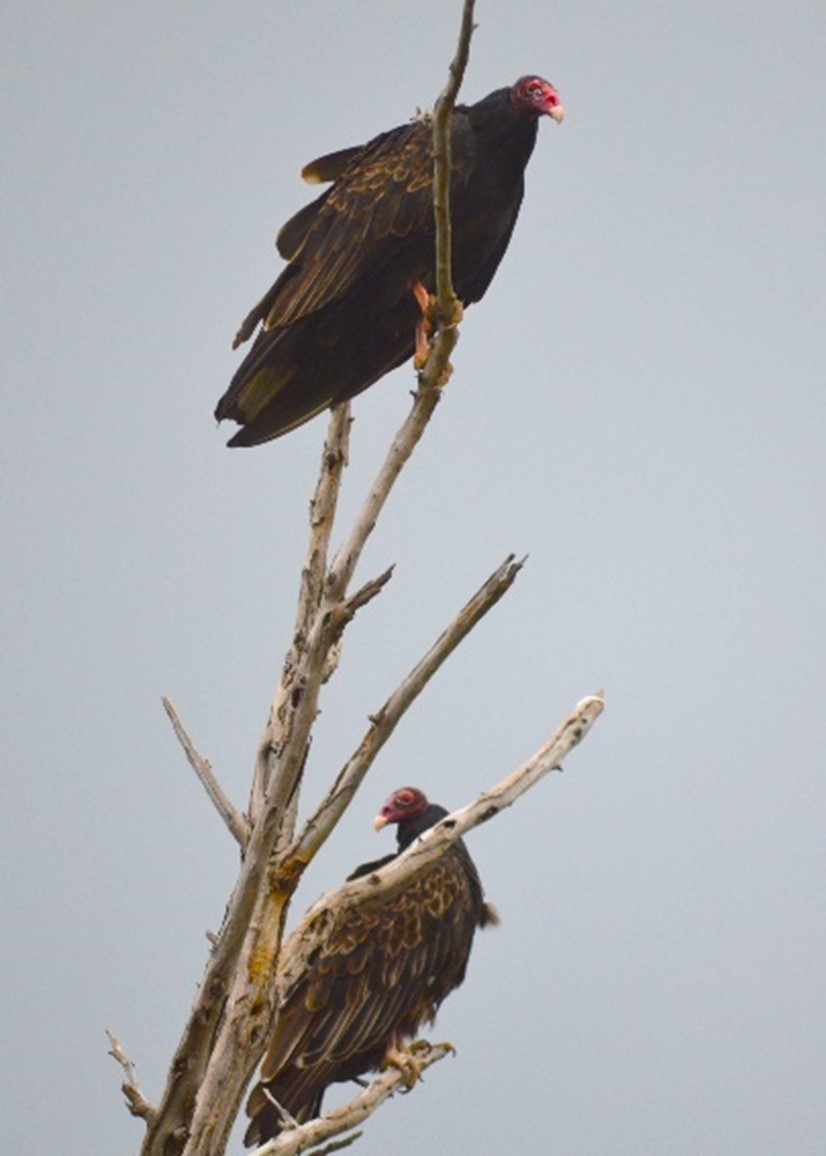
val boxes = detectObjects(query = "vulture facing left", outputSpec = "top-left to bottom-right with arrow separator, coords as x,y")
215,76 -> 564,446
244,787 -> 497,1147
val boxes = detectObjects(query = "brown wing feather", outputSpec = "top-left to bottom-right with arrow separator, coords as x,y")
301,144 -> 364,185
259,116 -> 476,332
275,146 -> 367,262
275,191 -> 330,261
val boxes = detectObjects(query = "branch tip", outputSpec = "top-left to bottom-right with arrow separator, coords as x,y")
162,696 -> 249,848
106,1029 -> 155,1123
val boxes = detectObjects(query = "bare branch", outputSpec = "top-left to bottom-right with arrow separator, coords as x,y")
290,555 -> 524,868
253,1042 -> 454,1156
432,0 -> 476,319
326,390 -> 438,599
106,1029 -> 155,1123
250,403 -> 352,823
278,692 -> 605,996
335,565 -> 395,626
162,697 -> 249,848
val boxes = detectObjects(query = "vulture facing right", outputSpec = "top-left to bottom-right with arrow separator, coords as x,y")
244,787 -> 497,1147
215,75 -> 564,446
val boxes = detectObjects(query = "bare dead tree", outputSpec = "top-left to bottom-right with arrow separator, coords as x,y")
109,4 -> 604,1153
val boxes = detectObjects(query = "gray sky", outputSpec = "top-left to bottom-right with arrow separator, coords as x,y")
2,2 -> 824,1153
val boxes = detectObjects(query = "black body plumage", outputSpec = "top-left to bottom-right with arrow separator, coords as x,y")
215,77 -> 562,446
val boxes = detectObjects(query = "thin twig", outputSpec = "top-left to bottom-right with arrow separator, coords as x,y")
432,0 -> 477,319
106,1029 -> 155,1123
162,697 -> 249,848
322,566 -> 396,683
334,565 -> 396,627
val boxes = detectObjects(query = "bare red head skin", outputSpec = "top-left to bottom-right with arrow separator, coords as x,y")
373,787 -> 430,832
510,75 -> 565,123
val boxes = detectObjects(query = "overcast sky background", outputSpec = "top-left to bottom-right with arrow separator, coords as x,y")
2,2 -> 824,1152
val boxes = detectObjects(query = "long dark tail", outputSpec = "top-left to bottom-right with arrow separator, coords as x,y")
243,1076 -> 324,1148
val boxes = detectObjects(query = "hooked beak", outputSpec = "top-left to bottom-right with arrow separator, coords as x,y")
548,103 -> 565,124
373,814 -> 389,832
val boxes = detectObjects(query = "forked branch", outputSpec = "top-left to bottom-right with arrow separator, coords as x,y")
289,553 -> 524,869
106,1029 -> 155,1124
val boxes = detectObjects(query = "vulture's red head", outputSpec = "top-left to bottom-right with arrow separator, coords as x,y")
511,75 -> 565,123
374,786 -> 430,831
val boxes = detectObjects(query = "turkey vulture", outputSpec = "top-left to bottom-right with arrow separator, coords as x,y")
215,76 -> 564,446
244,787 -> 497,1146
